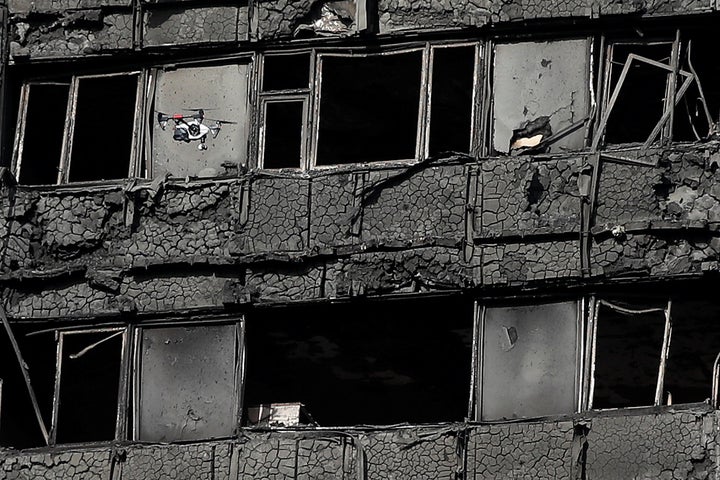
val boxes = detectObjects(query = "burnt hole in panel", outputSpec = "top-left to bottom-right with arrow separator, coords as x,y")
664,299 -> 720,404
55,331 -> 122,444
69,75 -> 137,182
605,44 -> 672,145
263,101 -> 303,169
317,51 -> 422,165
263,53 -> 311,91
19,84 -> 70,185
593,302 -> 665,409
244,296 -> 473,426
0,325 -> 56,449
428,46 -> 475,156
674,32 -> 720,141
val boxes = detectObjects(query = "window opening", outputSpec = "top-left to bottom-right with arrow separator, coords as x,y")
591,299 -> 670,409
68,75 -> 139,182
478,301 -> 580,421
134,323 -> 241,442
261,99 -> 306,169
316,50 -> 424,166
244,297 -> 473,426
262,52 -> 311,91
492,39 -> 591,155
427,45 -> 476,156
53,329 -> 124,443
151,63 -> 250,178
16,83 -> 70,185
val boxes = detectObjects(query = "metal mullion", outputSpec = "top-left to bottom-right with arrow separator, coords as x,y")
481,40 -> 495,157
587,297 -> 600,410
143,69 -> 159,179
50,332 -> 64,445
662,31 -> 681,143
467,300 -> 481,420
474,305 -> 486,421
469,42 -> 483,158
131,326 -> 142,441
655,299 -> 673,406
416,43 -> 431,160
11,83 -> 31,181
576,298 -> 586,412
58,77 -> 80,184
234,318 -> 246,432
304,49 -> 318,171
582,296 -> 596,411
116,329 -> 131,440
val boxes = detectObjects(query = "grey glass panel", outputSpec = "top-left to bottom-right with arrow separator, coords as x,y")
152,64 -> 249,178
138,324 -> 237,442
481,301 -> 578,420
492,39 -> 590,154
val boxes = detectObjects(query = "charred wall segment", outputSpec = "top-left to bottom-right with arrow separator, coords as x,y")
5,0 -> 718,60
4,144 -> 720,316
1,408 -> 718,479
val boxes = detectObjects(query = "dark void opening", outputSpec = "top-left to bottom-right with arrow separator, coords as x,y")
19,83 -> 70,185
0,325 -> 56,449
316,51 -> 422,165
593,301 -> 666,409
68,75 -> 137,182
673,32 -> 720,142
429,46 -> 475,156
55,331 -> 122,443
664,298 -> 720,404
263,53 -> 311,91
263,101 -> 304,169
244,296 -> 473,426
604,43 -> 672,145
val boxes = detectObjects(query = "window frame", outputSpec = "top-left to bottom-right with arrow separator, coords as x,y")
13,72 -> 145,185
472,299 -> 586,421
129,317 -> 245,442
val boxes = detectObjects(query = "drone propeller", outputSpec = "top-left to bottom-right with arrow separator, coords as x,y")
206,118 -> 238,125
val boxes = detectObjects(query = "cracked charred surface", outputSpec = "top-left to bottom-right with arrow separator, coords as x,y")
1,409 -> 717,479
5,144 -> 720,316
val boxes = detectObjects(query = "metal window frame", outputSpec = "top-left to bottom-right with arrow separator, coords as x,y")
49,327 -> 128,445
587,298 -> 673,410
472,299 -> 585,421
13,72 -> 143,185
130,318 -> 246,442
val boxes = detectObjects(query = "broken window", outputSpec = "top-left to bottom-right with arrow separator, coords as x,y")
593,34 -> 716,148
0,325 -> 125,447
316,50 -> 424,165
244,297 -> 473,426
134,322 -> 242,442
427,44 -> 476,156
492,39 -> 591,155
590,299 -> 670,409
478,301 -> 581,421
259,53 -> 312,169
151,62 -> 250,178
13,73 -> 141,184
53,329 -> 125,443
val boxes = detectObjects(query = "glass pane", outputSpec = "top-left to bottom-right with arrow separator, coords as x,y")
481,301 -> 578,420
138,324 -> 237,442
19,83 -> 69,185
152,64 -> 250,178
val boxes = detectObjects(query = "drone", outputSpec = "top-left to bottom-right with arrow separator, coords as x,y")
157,109 -> 236,150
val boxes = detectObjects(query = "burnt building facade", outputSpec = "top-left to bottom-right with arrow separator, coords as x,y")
1,0 -> 720,479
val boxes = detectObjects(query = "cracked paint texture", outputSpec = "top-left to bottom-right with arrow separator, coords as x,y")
1,411 -> 717,479
143,5 -> 247,46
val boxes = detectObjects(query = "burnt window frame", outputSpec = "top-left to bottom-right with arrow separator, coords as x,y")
472,298 -> 587,421
12,72 -> 146,185
129,317 -> 246,442
255,41 -> 483,171
586,297 -> 673,410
